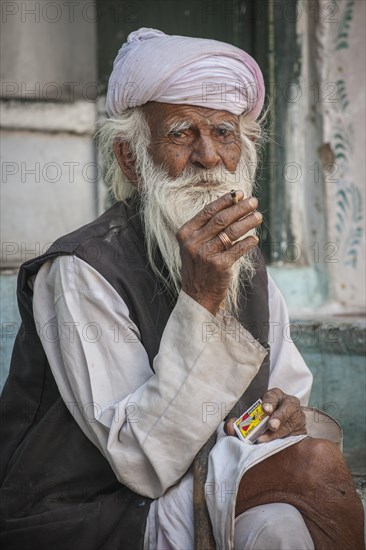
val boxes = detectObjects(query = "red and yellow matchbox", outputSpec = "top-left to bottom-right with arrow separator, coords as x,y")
234,399 -> 269,444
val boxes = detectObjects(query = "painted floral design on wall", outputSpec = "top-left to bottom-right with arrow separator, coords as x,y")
332,0 -> 362,268
334,0 -> 355,50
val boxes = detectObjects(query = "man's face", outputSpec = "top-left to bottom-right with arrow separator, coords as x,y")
125,101 -> 256,303
141,102 -> 242,179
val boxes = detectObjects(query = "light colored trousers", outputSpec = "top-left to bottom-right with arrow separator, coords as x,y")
234,503 -> 314,549
155,503 -> 314,549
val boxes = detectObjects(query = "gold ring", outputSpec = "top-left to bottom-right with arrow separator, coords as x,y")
218,231 -> 233,250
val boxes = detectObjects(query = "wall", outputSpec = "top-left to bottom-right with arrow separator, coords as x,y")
268,0 -> 365,316
0,0 -> 99,390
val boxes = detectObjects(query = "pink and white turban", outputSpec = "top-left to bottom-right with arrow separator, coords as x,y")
106,28 -> 265,120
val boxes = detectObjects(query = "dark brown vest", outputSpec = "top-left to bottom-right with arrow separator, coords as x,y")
0,198 -> 270,549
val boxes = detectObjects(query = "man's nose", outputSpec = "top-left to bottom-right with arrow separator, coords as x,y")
190,136 -> 221,169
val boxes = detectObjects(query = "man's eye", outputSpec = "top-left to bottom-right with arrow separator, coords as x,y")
168,129 -> 190,139
168,129 -> 194,143
215,127 -> 234,139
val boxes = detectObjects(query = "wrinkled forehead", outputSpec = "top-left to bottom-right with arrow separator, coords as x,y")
141,101 -> 240,134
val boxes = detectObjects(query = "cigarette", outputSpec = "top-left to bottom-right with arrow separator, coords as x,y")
230,189 -> 239,204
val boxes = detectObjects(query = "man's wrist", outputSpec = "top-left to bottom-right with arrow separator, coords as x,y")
180,289 -> 221,317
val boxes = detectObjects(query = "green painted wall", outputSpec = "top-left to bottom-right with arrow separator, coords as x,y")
292,320 -> 366,453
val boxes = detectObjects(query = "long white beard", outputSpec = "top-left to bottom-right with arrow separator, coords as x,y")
137,151 -> 257,316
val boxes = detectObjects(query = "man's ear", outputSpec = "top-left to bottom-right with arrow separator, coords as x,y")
113,140 -> 138,187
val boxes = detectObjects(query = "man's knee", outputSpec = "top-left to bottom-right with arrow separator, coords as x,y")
296,437 -> 351,484
301,437 -> 342,460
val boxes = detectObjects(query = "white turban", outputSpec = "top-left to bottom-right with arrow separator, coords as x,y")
106,28 -> 265,120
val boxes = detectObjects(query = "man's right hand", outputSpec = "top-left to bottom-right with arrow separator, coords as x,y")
176,191 -> 262,315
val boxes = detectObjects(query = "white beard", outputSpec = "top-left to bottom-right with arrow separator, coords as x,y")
136,151 -> 257,316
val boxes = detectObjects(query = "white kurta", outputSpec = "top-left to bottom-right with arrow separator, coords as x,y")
32,255 -> 313,549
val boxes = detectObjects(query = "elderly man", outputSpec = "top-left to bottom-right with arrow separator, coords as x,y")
0,28 -> 364,550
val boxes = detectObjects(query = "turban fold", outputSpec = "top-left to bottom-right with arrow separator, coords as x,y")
106,28 -> 265,120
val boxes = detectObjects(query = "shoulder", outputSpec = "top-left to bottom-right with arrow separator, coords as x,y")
47,201 -> 131,256
35,255 -> 99,296
18,201 -> 139,288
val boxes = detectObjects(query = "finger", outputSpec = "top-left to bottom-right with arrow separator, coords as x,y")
218,234 -> 259,267
257,428 -> 281,443
210,211 -> 261,256
259,398 -> 305,444
182,190 -> 245,232
261,387 -> 286,415
224,417 -> 237,436
256,395 -> 306,444
268,396 -> 303,428
198,196 -> 259,240
256,426 -> 292,443
216,210 -> 262,245
257,419 -> 307,443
